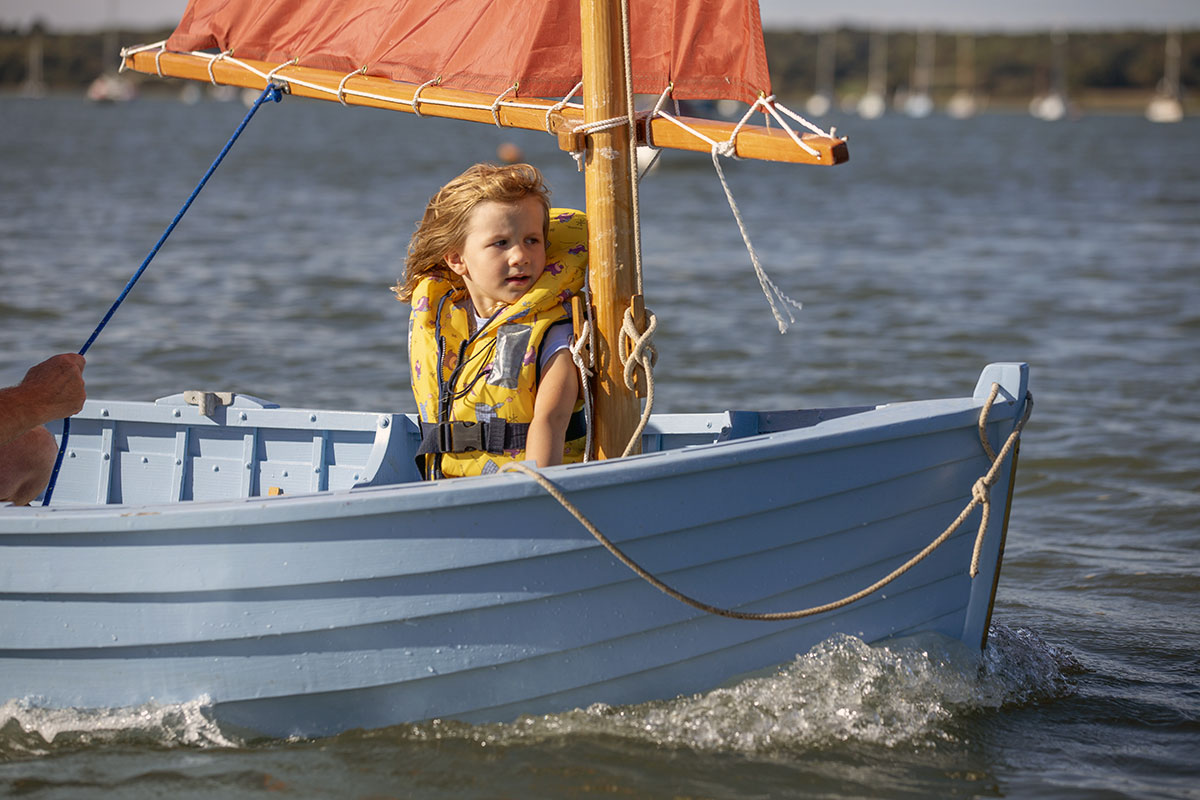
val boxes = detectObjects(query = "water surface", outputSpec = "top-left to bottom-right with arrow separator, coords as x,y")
0,94 -> 1197,798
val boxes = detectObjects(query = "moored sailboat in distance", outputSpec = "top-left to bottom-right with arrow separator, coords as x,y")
804,28 -> 837,117
1,0 -> 1031,739
899,30 -> 935,118
86,26 -> 135,103
1146,31 -> 1184,123
1030,31 -> 1069,121
857,31 -> 888,119
946,34 -> 978,119
19,31 -> 46,98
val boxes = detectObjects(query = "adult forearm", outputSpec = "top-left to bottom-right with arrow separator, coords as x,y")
0,386 -> 42,448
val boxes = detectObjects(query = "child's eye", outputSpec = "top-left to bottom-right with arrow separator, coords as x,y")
526,236 -> 542,245
492,239 -> 508,248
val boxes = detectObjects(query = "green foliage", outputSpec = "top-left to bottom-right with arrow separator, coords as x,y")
0,26 -> 1194,107
763,28 -> 1197,103
0,27 -> 174,90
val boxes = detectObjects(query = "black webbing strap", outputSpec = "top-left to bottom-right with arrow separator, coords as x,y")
416,410 -> 586,457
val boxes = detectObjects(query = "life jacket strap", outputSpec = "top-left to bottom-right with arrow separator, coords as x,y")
416,411 -> 586,457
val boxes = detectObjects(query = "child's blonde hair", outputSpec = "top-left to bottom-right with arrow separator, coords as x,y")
393,162 -> 551,302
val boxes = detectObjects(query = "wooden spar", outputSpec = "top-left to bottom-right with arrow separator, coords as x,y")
579,0 -> 640,459
122,50 -> 848,166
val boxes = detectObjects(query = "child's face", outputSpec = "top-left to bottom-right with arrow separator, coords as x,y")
445,196 -> 547,317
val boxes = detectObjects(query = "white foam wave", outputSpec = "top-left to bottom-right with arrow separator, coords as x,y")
403,625 -> 1082,753
0,696 -> 238,756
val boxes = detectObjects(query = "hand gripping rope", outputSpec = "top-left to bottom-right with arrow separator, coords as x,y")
41,83 -> 286,506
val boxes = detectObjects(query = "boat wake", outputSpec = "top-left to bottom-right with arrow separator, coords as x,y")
396,624 -> 1083,753
0,625 -> 1081,757
0,696 -> 236,759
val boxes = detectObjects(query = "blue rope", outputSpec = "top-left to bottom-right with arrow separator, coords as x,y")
41,83 -> 285,506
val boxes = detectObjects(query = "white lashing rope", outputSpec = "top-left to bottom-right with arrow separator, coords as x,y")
617,0 -> 656,455
265,57 -> 297,87
710,141 -> 803,333
147,45 -> 565,120
544,80 -> 584,133
336,66 -> 367,106
126,43 -> 835,164
409,75 -> 439,116
569,315 -> 596,461
206,49 -> 233,84
618,306 -> 657,457
635,83 -> 677,179
490,82 -> 519,127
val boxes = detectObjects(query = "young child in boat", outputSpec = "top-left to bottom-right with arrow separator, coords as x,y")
394,163 -> 588,478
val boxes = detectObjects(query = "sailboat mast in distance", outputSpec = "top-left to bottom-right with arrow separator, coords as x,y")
1146,31 -> 1184,123
946,33 -> 977,119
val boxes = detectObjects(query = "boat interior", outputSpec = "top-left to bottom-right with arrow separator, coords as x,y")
40,391 -> 876,506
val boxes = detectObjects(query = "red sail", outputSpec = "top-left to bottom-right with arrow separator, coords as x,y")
166,0 -> 771,103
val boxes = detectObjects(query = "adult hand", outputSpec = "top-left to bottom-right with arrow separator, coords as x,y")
2,354 -> 87,441
19,354 -> 87,422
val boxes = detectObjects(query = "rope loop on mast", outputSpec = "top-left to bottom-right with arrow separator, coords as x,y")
570,314 -> 597,461
617,303 -> 657,458
618,305 -> 657,393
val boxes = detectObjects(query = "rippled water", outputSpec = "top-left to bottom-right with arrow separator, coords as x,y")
1,94 -> 1197,798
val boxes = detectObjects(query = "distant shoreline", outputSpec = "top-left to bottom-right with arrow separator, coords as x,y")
1,26 -> 1192,117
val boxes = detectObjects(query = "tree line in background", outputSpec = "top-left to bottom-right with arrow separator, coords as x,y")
0,25 -> 1194,111
764,28 -> 1195,110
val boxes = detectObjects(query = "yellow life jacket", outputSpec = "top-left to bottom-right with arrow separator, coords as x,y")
408,208 -> 588,478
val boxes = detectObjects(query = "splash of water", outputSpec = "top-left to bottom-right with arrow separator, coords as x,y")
0,696 -> 238,758
402,625 -> 1082,753
0,626 -> 1082,757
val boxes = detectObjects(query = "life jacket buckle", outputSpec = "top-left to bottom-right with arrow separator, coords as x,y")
443,421 -> 484,453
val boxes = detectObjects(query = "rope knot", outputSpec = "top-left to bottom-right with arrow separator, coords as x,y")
569,317 -> 594,378
618,305 -> 657,392
714,140 -> 738,159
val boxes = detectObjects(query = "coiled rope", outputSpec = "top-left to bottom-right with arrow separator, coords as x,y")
500,385 -> 1032,621
41,83 -> 286,506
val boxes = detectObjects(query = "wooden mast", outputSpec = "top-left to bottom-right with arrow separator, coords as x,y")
579,0 -> 640,459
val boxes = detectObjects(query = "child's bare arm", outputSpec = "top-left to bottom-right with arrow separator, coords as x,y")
525,350 -> 579,468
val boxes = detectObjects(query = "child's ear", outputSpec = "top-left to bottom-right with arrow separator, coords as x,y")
444,250 -> 468,277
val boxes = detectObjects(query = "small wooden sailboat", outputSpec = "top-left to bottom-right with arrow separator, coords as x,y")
0,0 -> 1031,739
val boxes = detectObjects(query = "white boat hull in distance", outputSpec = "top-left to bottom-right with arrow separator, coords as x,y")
0,363 -> 1030,738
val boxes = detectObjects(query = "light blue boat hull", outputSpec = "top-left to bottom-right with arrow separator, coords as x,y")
0,363 -> 1029,738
